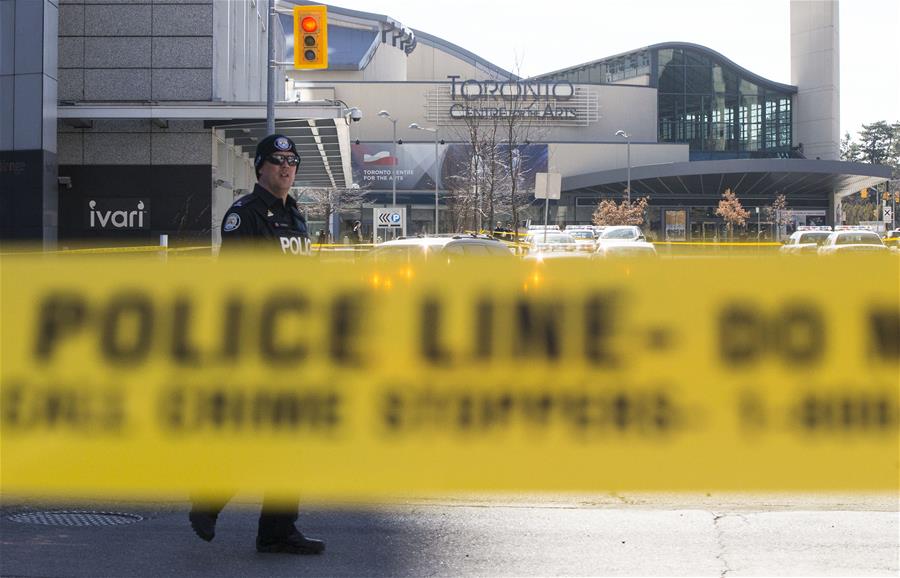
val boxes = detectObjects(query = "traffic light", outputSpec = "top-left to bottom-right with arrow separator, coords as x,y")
293,5 -> 328,70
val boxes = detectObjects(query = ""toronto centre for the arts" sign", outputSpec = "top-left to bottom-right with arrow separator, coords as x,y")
426,76 -> 599,126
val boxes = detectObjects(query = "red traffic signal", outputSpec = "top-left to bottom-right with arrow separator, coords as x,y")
293,6 -> 328,70
301,16 -> 317,33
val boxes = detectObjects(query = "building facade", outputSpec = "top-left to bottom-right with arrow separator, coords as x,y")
0,0 -> 890,246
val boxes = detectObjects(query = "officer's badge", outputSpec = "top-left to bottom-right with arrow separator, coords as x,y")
223,213 -> 241,232
274,137 -> 291,151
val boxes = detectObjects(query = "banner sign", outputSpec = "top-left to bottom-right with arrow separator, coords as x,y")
351,143 -> 548,193
1,256 -> 897,500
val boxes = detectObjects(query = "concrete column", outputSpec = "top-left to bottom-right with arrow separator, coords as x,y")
0,0 -> 58,247
790,0 -> 840,161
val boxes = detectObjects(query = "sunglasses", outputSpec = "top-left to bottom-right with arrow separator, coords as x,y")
265,154 -> 300,167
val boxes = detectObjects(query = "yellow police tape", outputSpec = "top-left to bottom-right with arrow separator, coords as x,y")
1,254 -> 897,501
0,245 -> 213,256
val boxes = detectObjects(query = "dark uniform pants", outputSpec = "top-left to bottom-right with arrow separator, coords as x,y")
191,494 -> 299,540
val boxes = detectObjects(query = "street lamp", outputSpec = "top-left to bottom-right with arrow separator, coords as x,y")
378,110 -> 398,208
616,130 -> 631,203
409,122 -> 440,234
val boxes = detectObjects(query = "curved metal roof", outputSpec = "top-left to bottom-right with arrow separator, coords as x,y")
563,159 -> 890,203
410,28 -> 518,81
533,41 -> 797,94
288,1 -> 516,79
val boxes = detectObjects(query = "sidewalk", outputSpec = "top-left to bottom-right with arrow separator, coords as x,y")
1,494 -> 897,577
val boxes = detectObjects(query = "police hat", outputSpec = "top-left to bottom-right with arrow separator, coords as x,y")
254,134 -> 299,177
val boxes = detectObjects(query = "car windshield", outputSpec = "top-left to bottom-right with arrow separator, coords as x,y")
601,228 -> 638,240
444,242 -> 513,257
568,231 -> 594,239
369,245 -> 434,260
835,233 -> 882,245
797,232 -> 831,245
535,233 -> 575,244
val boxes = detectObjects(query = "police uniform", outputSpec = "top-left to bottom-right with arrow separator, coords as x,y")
190,134 -> 324,555
221,184 -> 310,255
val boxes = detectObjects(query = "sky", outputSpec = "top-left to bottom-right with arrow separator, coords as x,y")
325,0 -> 899,139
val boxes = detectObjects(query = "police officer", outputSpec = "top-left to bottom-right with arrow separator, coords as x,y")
189,134 -> 324,555
220,134 -> 310,255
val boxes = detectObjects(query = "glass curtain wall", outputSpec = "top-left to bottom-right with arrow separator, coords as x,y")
655,47 -> 792,159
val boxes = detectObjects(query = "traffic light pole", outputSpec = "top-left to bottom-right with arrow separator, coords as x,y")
266,0 -> 276,136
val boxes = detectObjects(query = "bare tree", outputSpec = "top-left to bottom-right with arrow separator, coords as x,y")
297,186 -> 366,242
715,188 -> 750,240
592,197 -> 649,226
443,61 -> 549,235
503,57 -> 549,240
764,193 -> 792,241
445,106 -> 486,232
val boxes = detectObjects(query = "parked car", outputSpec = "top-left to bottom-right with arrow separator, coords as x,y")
565,228 -> 598,251
883,229 -> 900,249
369,234 -> 514,261
524,231 -> 578,253
780,226 -> 833,255
817,228 -> 888,255
594,226 -> 657,257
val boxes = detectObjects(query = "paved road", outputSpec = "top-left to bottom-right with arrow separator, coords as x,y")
1,494 -> 897,577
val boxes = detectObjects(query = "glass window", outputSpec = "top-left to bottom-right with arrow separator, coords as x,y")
684,50 -> 710,67
685,65 -> 712,94
655,47 -> 792,155
740,95 -> 761,151
836,233 -> 881,245
462,244 -> 490,256
711,64 -> 739,94
664,210 -> 686,241
485,244 -> 514,257
740,79 -> 760,97
797,233 -> 830,245
658,62 -> 684,93
601,227 -> 639,240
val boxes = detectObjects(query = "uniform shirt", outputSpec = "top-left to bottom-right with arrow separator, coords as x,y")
221,184 -> 310,255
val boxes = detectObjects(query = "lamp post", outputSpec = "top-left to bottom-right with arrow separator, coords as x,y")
378,110 -> 398,208
265,0 -> 276,136
409,122 -> 440,234
616,130 -> 631,203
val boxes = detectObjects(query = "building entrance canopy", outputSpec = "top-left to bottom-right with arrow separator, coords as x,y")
58,102 -> 354,190
563,159 -> 891,206
206,117 -> 353,189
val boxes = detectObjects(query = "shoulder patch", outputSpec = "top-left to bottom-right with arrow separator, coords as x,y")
223,212 -> 241,232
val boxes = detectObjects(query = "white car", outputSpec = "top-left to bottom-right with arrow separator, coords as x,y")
817,229 -> 888,255
780,228 -> 832,255
565,228 -> 598,251
369,235 -> 514,261
523,251 -> 593,262
594,225 -> 657,257
524,231 -> 578,253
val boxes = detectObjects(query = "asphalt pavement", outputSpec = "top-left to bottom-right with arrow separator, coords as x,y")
1,493 -> 897,577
